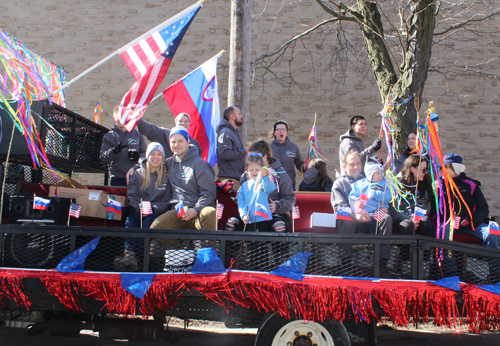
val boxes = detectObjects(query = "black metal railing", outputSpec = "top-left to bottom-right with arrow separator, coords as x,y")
1,224 -> 499,285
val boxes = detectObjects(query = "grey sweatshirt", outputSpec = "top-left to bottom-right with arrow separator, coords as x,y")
127,159 -> 171,214
338,130 -> 375,175
270,137 -> 304,186
240,157 -> 296,214
330,173 -> 365,214
137,119 -> 202,158
216,117 -> 246,179
166,145 -> 216,213
100,125 -> 147,179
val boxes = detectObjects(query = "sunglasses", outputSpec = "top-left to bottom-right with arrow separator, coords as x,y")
415,167 -> 428,173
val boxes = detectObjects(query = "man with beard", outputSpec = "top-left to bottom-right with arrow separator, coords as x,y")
216,106 -> 247,190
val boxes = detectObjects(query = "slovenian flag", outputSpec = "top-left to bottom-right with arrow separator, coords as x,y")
176,200 -> 185,218
489,221 -> 500,236
413,206 -> 427,222
34,196 -> 50,210
163,54 -> 221,166
107,199 -> 122,215
255,202 -> 269,220
336,207 -> 353,221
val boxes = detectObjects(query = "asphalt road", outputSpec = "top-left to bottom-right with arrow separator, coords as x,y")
0,324 -> 499,346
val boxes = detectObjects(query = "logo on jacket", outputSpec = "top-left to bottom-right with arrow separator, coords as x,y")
181,167 -> 193,181
127,138 -> 139,145
285,150 -> 296,158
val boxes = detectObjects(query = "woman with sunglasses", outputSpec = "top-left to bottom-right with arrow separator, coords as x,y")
390,155 -> 435,237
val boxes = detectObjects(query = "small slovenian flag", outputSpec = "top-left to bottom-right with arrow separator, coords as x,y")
413,206 -> 427,222
255,202 -> 269,220
176,200 -> 185,218
292,206 -> 300,219
336,207 -> 353,221
34,196 -> 50,210
216,203 -> 224,220
373,209 -> 387,223
69,203 -> 82,219
140,201 -> 153,215
107,199 -> 122,215
489,221 -> 500,236
453,215 -> 460,230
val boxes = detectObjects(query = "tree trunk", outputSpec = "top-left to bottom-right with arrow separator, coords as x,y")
357,0 -> 436,155
228,0 -> 252,145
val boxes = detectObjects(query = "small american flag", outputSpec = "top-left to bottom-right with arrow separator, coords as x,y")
355,200 -> 365,214
292,206 -> 300,219
69,203 -> 81,219
140,201 -> 153,215
453,215 -> 460,230
216,203 -> 224,220
373,209 -> 387,223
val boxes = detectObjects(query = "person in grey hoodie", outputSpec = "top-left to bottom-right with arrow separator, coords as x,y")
269,120 -> 304,190
100,108 -> 147,186
150,127 -> 216,231
216,106 -> 246,190
331,151 -> 365,236
136,112 -> 202,159
338,115 -> 381,175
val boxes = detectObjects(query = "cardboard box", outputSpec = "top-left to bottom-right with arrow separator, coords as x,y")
49,186 -> 106,218
310,212 -> 337,228
96,194 -> 129,220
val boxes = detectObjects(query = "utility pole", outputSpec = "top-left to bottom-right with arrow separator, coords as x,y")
227,0 -> 252,145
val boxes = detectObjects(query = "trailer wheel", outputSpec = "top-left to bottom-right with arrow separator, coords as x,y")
255,311 -> 350,346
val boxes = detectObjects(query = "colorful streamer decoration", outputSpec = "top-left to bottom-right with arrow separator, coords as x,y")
94,102 -> 102,125
303,114 -> 328,171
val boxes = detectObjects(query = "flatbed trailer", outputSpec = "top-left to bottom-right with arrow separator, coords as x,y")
1,224 -> 499,345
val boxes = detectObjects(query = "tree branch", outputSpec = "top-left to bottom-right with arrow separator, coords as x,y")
434,8 -> 500,36
314,0 -> 358,21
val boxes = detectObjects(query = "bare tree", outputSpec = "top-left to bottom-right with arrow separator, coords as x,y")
252,0 -> 500,153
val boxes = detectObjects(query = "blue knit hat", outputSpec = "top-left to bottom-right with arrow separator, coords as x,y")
146,142 -> 165,159
169,126 -> 190,143
443,153 -> 462,166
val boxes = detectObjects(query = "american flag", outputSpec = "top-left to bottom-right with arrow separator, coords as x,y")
354,200 -> 365,214
453,215 -> 460,230
292,206 -> 300,219
69,203 -> 81,219
140,201 -> 153,215
117,6 -> 200,132
216,203 -> 224,220
373,209 -> 387,223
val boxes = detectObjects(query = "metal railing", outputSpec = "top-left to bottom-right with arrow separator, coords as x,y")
1,224 -> 499,285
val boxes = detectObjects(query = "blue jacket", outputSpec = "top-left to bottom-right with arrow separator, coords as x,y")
349,178 -> 391,215
238,175 -> 276,223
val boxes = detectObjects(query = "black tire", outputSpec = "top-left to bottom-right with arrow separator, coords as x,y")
255,311 -> 351,346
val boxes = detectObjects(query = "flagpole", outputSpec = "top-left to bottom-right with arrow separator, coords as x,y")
67,207 -> 71,226
215,200 -> 218,230
292,205 -> 295,233
140,198 -> 143,229
53,1 -> 204,94
150,50 -> 225,103
104,196 -> 108,228
32,194 -> 36,223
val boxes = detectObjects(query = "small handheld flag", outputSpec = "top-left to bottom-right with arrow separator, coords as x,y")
176,200 -> 185,218
336,207 -> 353,221
373,209 -> 387,223
354,200 -> 365,214
69,203 -> 81,219
255,202 -> 269,220
140,201 -> 153,215
216,203 -> 224,220
489,221 -> 500,236
292,206 -> 300,219
107,199 -> 122,215
413,206 -> 427,222
453,215 -> 460,230
34,196 -> 50,210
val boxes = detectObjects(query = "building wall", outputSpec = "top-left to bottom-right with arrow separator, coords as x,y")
2,0 -> 500,214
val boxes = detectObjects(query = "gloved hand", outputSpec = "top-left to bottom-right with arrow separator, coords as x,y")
122,205 -> 136,217
371,138 -> 382,151
128,149 -> 140,161
152,204 -> 162,215
112,142 -> 128,154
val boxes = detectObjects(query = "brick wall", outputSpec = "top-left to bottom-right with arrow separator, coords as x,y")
2,0 -> 500,214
